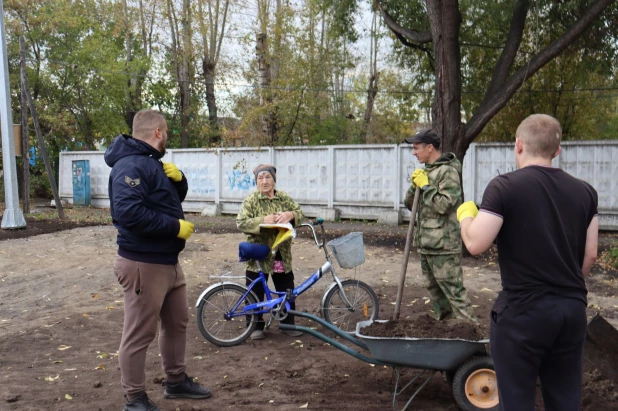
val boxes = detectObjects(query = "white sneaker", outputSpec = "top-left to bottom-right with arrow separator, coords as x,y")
250,330 -> 265,340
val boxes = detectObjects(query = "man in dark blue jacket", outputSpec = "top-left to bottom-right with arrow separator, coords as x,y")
106,109 -> 211,411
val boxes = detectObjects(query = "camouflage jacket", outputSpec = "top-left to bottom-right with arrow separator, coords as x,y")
404,153 -> 463,255
236,190 -> 304,274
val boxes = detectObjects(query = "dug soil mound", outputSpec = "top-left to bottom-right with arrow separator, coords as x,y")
360,314 -> 489,340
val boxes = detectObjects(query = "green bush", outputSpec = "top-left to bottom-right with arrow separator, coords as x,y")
30,173 -> 53,199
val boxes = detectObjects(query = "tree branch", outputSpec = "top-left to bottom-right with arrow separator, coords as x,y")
374,0 -> 432,44
465,0 -> 614,146
484,0 -> 529,98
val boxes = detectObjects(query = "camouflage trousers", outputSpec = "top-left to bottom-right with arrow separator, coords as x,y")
420,253 -> 477,322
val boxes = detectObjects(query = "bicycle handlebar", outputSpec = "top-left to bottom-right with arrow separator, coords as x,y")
299,219 -> 325,248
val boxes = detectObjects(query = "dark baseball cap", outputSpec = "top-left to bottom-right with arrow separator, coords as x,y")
403,129 -> 441,148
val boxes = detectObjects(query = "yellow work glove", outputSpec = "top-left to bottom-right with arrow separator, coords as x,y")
412,169 -> 429,189
177,219 -> 195,240
457,201 -> 479,223
163,162 -> 182,182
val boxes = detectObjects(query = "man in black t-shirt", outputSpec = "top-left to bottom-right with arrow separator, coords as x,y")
457,114 -> 598,411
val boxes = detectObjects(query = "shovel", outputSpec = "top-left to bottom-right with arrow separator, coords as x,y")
584,313 -> 618,385
393,186 -> 421,320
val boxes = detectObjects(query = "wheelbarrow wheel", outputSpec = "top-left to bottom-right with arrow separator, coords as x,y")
197,284 -> 259,347
452,355 -> 499,411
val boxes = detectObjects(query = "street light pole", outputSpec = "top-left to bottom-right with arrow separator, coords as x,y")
0,0 -> 26,228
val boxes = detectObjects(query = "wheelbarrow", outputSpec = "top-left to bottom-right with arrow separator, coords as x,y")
281,311 -> 498,411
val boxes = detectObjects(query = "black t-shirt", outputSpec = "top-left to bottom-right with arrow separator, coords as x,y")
480,165 -> 598,312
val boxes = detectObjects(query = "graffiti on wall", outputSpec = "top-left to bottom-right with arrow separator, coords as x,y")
226,169 -> 255,191
184,167 -> 216,195
224,158 -> 256,191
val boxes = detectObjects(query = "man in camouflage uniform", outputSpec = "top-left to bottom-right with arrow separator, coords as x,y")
237,164 -> 305,339
404,129 -> 476,322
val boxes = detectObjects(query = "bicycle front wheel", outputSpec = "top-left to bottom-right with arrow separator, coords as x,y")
322,279 -> 379,332
197,283 -> 258,347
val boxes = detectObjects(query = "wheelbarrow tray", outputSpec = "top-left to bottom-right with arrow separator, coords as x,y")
355,320 -> 489,371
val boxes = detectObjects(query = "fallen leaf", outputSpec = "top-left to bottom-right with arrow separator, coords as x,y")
57,345 -> 71,351
269,400 -> 274,403
258,382 -> 264,387
299,403 -> 309,409
53,360 -> 63,364
223,375 -> 227,379
264,357 -> 268,361
94,365 -> 105,370
480,288 -> 493,292
82,314 -> 89,317
65,394 -> 72,400
45,375 -> 60,381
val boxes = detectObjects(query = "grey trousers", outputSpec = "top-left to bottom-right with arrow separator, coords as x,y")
114,255 -> 189,399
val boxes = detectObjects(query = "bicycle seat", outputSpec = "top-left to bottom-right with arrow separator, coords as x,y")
238,242 -> 270,262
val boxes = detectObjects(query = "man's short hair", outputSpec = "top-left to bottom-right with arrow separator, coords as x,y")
516,114 -> 561,159
132,109 -> 166,141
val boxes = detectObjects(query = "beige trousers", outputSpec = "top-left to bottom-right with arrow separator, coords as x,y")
114,255 -> 188,399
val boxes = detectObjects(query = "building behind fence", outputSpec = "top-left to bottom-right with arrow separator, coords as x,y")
59,141 -> 618,229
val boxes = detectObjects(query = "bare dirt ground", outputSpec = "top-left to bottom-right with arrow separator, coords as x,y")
0,205 -> 617,410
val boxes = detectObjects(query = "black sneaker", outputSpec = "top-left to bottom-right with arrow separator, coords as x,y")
123,393 -> 159,411
164,374 -> 212,399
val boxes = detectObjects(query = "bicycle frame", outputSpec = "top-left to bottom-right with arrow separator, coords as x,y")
224,260 -> 333,320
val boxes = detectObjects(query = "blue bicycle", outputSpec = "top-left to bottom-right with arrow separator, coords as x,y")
195,219 -> 380,347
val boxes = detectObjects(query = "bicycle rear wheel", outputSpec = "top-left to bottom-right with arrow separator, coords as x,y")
322,279 -> 379,332
197,283 -> 258,347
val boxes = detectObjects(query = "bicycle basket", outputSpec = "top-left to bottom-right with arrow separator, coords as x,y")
327,232 -> 365,269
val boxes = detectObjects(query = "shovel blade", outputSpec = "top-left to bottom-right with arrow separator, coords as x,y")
584,313 -> 618,385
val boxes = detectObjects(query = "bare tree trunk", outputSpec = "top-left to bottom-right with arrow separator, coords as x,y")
257,33 -> 276,144
19,39 -> 30,214
20,36 -> 63,219
197,0 -> 230,144
180,0 -> 191,148
203,60 -> 218,131
426,0 -> 463,158
123,0 -> 139,130
361,11 -> 380,144
167,0 -> 191,148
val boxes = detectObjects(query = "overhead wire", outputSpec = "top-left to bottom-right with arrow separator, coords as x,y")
32,56 -> 618,97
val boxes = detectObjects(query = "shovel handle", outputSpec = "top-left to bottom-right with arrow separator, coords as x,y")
393,186 -> 421,320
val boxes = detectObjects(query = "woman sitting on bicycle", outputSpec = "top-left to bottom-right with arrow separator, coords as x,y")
236,164 -> 305,340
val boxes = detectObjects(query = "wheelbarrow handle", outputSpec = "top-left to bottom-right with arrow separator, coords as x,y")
279,323 -> 389,366
285,310 -> 367,350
